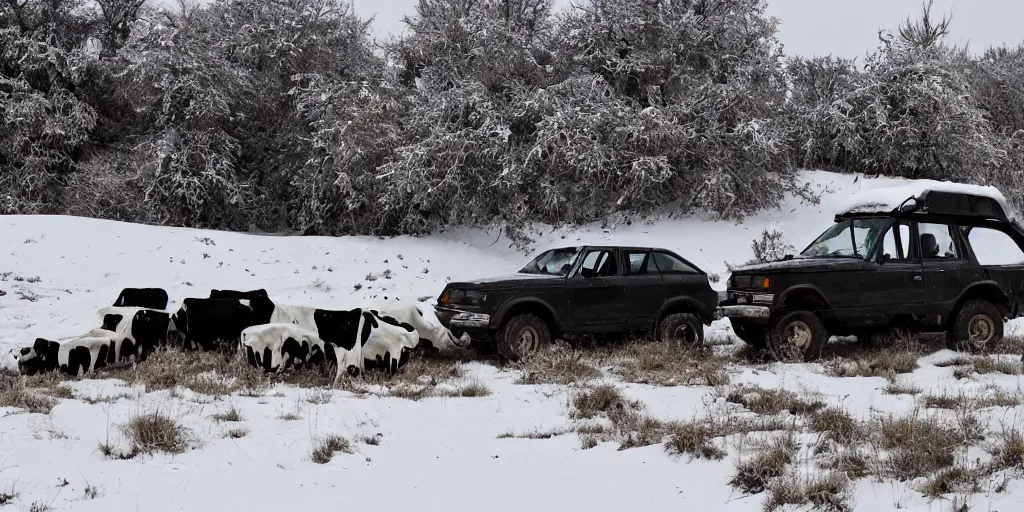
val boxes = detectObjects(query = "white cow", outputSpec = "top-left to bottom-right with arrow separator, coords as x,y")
240,323 -> 331,373
368,301 -> 468,351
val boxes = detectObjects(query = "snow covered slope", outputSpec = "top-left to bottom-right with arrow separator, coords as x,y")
2,170 -> 1024,512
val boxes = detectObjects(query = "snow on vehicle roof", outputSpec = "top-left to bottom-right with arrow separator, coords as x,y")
833,176 -> 1018,221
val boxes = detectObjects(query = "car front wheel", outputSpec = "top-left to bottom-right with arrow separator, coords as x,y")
497,314 -> 552,361
947,299 -> 1004,353
768,310 -> 828,363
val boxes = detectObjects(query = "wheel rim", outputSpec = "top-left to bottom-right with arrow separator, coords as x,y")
784,321 -> 813,350
516,326 -> 540,356
671,324 -> 697,344
968,314 -> 995,346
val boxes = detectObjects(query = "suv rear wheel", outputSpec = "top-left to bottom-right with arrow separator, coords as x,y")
947,299 -> 1004,353
657,313 -> 704,345
768,310 -> 828,363
497,314 -> 552,361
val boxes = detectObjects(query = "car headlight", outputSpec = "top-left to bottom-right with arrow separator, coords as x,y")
450,290 -> 487,306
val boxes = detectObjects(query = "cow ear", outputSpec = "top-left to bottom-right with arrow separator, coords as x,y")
365,313 -> 378,329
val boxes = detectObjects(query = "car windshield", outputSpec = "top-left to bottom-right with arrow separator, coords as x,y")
800,218 -> 891,259
519,247 -> 580,276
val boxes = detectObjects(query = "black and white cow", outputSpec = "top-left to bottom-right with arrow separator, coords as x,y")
369,301 -> 467,352
239,323 -> 330,373
17,331 -> 125,377
96,306 -> 175,361
171,298 -> 273,352
360,310 -> 420,375
113,288 -> 169,310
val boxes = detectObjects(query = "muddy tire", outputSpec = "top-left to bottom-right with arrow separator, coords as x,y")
730,320 -> 768,348
947,299 -> 1003,354
657,313 -> 704,345
497,314 -> 551,361
768,310 -> 828,363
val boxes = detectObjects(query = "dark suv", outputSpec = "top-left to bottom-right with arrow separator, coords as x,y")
720,189 -> 1024,362
434,246 -> 720,360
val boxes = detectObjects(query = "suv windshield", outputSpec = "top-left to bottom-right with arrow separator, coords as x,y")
519,247 -> 581,276
801,218 -> 891,259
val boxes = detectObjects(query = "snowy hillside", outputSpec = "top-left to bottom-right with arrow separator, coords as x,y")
3,170 -> 1024,512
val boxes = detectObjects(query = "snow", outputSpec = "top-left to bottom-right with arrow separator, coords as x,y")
831,174 -> 1018,220
2,170 -> 1024,511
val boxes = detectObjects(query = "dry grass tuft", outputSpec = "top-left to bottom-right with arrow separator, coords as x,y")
763,472 -> 852,512
730,436 -> 797,495
827,350 -> 919,378
874,413 -> 963,481
971,357 -> 1022,376
277,412 -> 301,421
361,434 -> 382,446
823,450 -> 871,480
514,347 -> 602,385
0,374 -> 58,414
569,385 -> 636,420
225,428 -> 248,439
310,435 -> 351,464
725,385 -> 825,416
934,356 -> 975,368
612,341 -> 731,387
811,408 -> 861,445
498,428 -> 572,440
211,406 -> 244,422
883,379 -> 922,396
920,464 -> 984,498
121,411 -> 189,455
48,385 -> 74,399
0,490 -> 16,506
986,427 -> 1024,472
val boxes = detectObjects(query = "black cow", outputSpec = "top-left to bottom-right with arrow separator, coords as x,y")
113,288 -> 169,310
209,289 -> 270,301
172,298 -> 272,352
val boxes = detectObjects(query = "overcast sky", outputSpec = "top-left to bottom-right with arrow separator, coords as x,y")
351,0 -> 1022,59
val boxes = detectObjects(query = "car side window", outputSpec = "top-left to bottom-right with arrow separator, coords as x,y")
625,252 -> 656,275
918,223 -> 962,260
578,250 -> 618,278
880,221 -> 914,261
965,227 -> 1024,265
651,252 -> 697,274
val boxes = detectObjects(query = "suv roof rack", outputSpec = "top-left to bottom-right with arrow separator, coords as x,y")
838,189 -> 1013,224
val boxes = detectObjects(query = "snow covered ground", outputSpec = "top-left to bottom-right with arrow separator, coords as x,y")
2,170 -> 1024,511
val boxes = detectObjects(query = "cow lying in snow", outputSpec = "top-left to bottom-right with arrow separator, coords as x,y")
17,329 -> 134,377
172,297 -> 272,352
267,304 -> 419,380
96,306 -> 176,361
240,323 -> 358,374
367,301 -> 468,352
113,287 -> 169,310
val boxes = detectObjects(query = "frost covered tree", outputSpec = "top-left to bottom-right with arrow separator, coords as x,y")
787,2 -> 1007,185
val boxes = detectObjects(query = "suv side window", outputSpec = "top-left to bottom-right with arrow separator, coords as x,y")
880,221 -> 915,261
651,251 -> 698,274
579,250 -> 619,278
918,223 -> 962,260
625,252 -> 657,275
965,227 -> 1024,265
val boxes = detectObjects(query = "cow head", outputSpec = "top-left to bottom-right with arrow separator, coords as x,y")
17,338 -> 58,376
412,304 -> 469,350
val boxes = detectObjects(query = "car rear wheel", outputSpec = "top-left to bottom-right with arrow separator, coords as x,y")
947,299 -> 1003,354
657,313 -> 704,345
497,314 -> 551,361
768,310 -> 827,363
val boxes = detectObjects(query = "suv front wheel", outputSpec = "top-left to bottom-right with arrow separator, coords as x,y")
947,299 -> 1004,353
768,310 -> 828,363
497,314 -> 552,361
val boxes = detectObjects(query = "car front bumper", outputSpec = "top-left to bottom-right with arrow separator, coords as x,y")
717,305 -> 771,320
434,306 -> 491,330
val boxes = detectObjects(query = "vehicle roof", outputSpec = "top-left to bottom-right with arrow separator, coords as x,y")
836,189 -> 1015,225
544,245 -> 677,252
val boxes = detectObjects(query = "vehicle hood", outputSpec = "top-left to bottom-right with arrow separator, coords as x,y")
731,257 -> 871,274
450,273 -> 565,288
